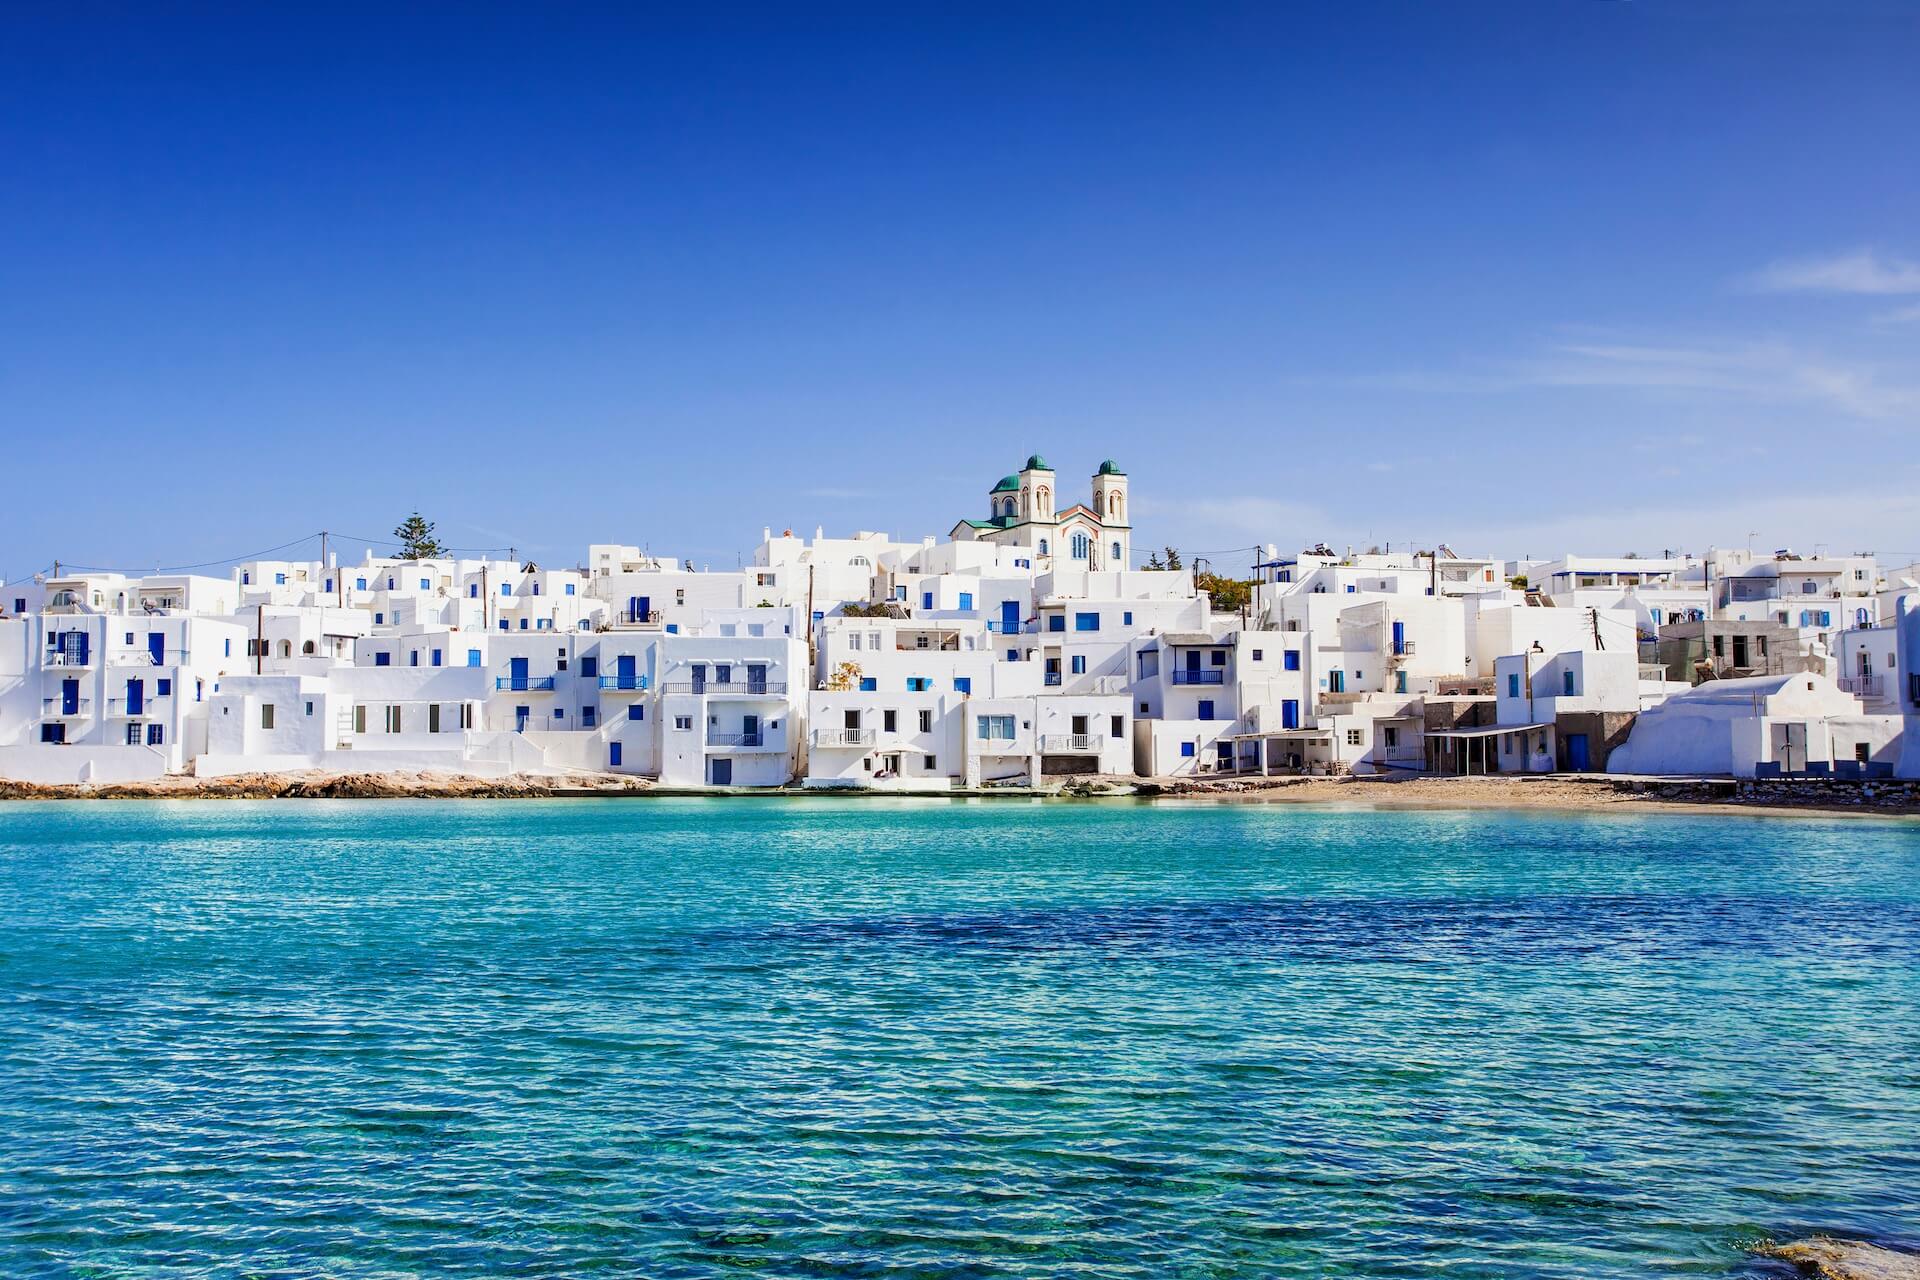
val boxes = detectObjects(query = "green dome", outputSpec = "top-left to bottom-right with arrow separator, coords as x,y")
1097,459 -> 1125,475
991,474 -> 1020,493
1024,454 -> 1052,471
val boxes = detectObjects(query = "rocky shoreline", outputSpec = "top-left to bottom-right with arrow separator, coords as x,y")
1757,1237 -> 1920,1279
0,770 -> 645,801
1,769 -> 1917,814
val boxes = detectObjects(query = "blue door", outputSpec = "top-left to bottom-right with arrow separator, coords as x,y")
609,742 -> 622,768
747,664 -> 767,693
1566,734 -> 1591,772
1329,669 -> 1345,693
616,654 -> 636,689
147,632 -> 165,666
61,678 -> 79,715
1198,699 -> 1214,722
509,657 -> 528,691
1000,601 -> 1020,634
1391,621 -> 1406,655
515,705 -> 530,732
1281,699 -> 1299,730
126,679 -> 143,716
710,758 -> 732,786
742,714 -> 760,746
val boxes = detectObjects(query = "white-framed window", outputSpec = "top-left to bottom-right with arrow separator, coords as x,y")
674,715 -> 692,730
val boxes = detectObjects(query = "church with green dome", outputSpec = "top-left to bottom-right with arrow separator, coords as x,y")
950,455 -> 1132,568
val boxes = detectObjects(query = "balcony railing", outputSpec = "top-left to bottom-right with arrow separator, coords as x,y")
597,675 -> 649,690
662,680 -> 785,696
1171,669 -> 1224,685
111,649 -> 187,667
617,609 -> 664,626
1838,674 -> 1884,699
494,676 -> 557,691
43,651 -> 93,668
1044,672 -> 1063,686
106,697 -> 164,717
1392,641 -> 1417,656
812,727 -> 876,748
1041,733 -> 1101,753
42,697 -> 91,716
706,732 -> 765,748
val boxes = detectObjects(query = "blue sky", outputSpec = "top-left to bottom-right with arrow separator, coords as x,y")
4,2 -> 1918,580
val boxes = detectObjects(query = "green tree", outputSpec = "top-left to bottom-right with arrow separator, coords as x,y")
1195,567 -> 1255,613
393,512 -> 444,559
1146,550 -> 1165,570
1163,546 -> 1183,571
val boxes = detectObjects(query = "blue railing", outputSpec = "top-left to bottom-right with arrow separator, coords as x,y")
495,676 -> 557,691
597,675 -> 649,690
1171,669 -> 1224,685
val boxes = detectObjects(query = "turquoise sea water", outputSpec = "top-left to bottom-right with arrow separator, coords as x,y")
1,799 -> 1916,1278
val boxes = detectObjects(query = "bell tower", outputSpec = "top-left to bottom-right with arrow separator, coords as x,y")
1093,460 -> 1129,566
1019,454 -> 1054,522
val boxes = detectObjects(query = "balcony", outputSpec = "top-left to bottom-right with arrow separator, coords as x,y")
111,649 -> 187,667
662,680 -> 786,696
106,697 -> 164,717
706,732 -> 766,748
1041,733 -> 1101,753
1838,674 -> 1884,699
1044,672 -> 1063,687
812,727 -> 876,748
495,676 -> 557,691
1171,669 -> 1224,685
615,609 -> 664,626
1392,641 -> 1417,657
597,675 -> 650,691
42,697 -> 91,717
43,650 -> 93,668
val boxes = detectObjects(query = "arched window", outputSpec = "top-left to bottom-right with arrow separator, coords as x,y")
1038,539 -> 1049,556
1071,532 -> 1090,560
302,640 -> 316,655
1037,486 -> 1050,512
1857,607 -> 1870,626
1111,542 -> 1122,562
278,640 -> 292,658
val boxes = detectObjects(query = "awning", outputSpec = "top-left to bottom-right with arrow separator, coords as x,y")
1424,723 -> 1548,739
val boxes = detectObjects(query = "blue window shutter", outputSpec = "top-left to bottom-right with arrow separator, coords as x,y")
922,592 -> 934,609
859,677 -> 877,692
955,677 -> 971,693
1180,742 -> 1195,757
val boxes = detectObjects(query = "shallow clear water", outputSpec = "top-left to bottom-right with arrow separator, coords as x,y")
1,799 -> 1916,1278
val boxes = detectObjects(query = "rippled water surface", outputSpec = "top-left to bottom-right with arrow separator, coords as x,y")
2,799 -> 1917,1278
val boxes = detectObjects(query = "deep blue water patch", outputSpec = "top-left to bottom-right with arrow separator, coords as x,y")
1,798 -> 1916,1278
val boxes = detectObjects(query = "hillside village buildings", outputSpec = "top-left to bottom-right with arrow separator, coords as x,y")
4,454 -> 1919,787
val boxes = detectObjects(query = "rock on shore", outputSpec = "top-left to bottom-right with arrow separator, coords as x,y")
1758,1238 -> 1920,1280
0,770 -> 648,800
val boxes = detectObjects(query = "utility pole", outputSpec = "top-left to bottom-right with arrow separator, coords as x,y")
805,563 -> 817,676
1590,607 -> 1603,651
255,603 -> 264,674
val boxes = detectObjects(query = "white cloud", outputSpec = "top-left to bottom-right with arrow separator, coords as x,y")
1748,249 -> 1920,295
1342,337 -> 1920,422
1874,302 -> 1920,326
1443,487 -> 1920,560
